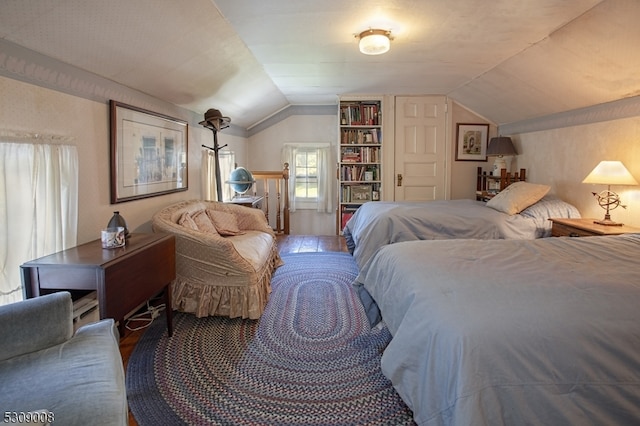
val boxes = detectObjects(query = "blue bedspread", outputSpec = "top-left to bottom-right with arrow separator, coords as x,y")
344,197 -> 579,269
354,235 -> 640,425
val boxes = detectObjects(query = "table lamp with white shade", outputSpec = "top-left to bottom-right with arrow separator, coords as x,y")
582,160 -> 638,226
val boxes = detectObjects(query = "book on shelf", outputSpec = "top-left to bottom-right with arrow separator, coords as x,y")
340,129 -> 381,144
370,128 -> 380,143
339,102 -> 380,126
359,147 -> 379,163
341,213 -> 353,230
340,165 -> 378,182
340,148 -> 361,163
340,104 -> 362,125
359,103 -> 379,125
340,206 -> 359,230
340,147 -> 379,163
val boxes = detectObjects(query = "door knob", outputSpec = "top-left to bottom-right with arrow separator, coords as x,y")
397,173 -> 403,186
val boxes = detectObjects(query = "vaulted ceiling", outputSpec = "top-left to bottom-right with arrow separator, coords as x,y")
1,0 -> 639,129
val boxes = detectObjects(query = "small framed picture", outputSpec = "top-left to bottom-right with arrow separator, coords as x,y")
455,123 -> 488,161
350,185 -> 372,203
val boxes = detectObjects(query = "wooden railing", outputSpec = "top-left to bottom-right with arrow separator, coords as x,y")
251,163 -> 290,235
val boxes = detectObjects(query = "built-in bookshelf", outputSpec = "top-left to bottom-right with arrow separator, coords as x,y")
337,99 -> 383,233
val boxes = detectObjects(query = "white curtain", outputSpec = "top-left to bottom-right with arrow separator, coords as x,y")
316,145 -> 334,213
201,148 -> 218,201
201,148 -> 235,201
0,141 -> 78,306
282,143 -> 333,213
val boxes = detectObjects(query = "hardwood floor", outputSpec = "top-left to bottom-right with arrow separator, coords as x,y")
120,234 -> 347,425
275,234 -> 348,254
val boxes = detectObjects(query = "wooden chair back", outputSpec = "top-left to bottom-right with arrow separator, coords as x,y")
476,167 -> 527,193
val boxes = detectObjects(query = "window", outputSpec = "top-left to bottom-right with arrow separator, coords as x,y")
282,143 -> 333,213
294,149 -> 318,201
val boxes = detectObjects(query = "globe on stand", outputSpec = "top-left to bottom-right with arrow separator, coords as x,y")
227,167 -> 255,195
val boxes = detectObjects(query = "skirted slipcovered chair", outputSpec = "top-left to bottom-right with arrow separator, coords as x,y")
152,200 -> 283,320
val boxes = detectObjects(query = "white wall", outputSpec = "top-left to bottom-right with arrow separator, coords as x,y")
448,102 -> 498,200
0,75 -> 247,244
513,116 -> 640,228
248,114 -> 338,235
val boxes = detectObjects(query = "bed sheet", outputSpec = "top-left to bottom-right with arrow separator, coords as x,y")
354,235 -> 640,425
344,198 -> 564,269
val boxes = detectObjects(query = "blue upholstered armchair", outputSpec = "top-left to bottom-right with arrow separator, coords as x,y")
0,292 -> 128,426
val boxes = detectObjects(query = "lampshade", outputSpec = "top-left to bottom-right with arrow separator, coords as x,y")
486,137 -> 517,156
357,29 -> 392,55
486,136 -> 516,175
582,161 -> 638,185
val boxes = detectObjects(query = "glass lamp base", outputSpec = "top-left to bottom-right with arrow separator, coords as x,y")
491,157 -> 507,176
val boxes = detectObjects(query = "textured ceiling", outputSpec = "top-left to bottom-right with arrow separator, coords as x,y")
1,0 -> 638,129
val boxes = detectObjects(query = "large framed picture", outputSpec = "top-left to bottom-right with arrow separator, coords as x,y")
455,123 -> 489,161
110,100 -> 188,203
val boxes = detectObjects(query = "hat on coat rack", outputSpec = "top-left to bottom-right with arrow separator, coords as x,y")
199,108 -> 231,131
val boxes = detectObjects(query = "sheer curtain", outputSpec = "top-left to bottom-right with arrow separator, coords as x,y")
316,145 -> 334,213
282,143 -> 333,213
201,148 -> 235,201
0,140 -> 78,306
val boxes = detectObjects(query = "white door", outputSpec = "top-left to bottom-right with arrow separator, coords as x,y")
394,96 -> 448,201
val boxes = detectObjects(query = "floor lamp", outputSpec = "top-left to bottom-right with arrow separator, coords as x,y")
200,109 -> 231,202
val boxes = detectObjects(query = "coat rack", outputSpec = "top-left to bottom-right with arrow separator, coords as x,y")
199,109 -> 231,202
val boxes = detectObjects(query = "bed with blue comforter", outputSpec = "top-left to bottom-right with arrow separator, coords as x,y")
344,195 -> 580,269
354,234 -> 640,425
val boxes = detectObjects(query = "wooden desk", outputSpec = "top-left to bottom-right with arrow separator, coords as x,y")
21,233 -> 175,337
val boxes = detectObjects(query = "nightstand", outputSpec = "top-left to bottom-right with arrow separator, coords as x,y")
549,218 -> 640,237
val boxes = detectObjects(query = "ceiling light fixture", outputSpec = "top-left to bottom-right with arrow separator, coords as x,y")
357,29 -> 392,55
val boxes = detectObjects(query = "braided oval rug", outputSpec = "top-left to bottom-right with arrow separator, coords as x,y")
126,252 -> 415,425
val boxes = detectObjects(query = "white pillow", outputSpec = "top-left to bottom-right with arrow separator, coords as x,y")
486,181 -> 550,215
